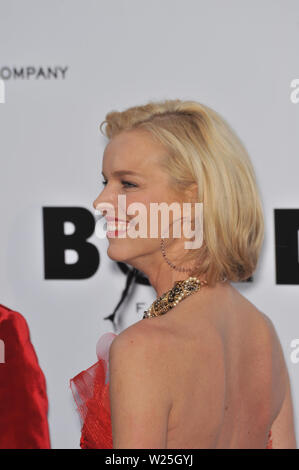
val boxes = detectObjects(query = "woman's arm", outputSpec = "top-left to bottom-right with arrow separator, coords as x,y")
108,326 -> 173,449
270,364 -> 297,449
263,313 -> 297,449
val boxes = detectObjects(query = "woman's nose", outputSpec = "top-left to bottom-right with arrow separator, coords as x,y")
93,191 -> 114,216
92,198 -> 98,210
93,190 -> 104,210
93,193 -> 106,211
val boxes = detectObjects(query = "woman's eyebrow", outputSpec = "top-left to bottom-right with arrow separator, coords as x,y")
101,170 -> 143,178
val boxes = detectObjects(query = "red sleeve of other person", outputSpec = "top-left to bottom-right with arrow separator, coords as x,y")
0,304 -> 51,448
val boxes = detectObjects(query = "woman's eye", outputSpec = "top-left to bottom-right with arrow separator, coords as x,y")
101,179 -> 137,188
121,180 -> 137,188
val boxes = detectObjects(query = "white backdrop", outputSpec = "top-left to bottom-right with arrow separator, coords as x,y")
0,0 -> 298,449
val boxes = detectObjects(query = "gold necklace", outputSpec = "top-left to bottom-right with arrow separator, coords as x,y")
143,276 -> 208,319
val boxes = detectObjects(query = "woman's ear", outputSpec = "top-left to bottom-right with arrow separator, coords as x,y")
184,183 -> 198,203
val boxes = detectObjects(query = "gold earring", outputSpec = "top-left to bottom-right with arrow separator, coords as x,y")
160,237 -> 196,273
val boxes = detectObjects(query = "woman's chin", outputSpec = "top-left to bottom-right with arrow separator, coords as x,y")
107,241 -> 130,261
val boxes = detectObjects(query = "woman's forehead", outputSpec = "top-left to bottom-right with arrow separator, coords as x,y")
102,132 -> 167,176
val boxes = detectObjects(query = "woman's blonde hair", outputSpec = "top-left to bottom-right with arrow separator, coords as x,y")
99,99 -> 265,286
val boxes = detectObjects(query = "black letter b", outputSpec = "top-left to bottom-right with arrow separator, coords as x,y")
43,207 -> 99,279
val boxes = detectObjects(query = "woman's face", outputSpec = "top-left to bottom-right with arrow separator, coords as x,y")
93,129 -> 188,266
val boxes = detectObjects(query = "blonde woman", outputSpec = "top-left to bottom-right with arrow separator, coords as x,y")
70,99 -> 296,449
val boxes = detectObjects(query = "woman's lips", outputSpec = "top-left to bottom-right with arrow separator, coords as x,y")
105,216 -> 129,222
105,220 -> 129,237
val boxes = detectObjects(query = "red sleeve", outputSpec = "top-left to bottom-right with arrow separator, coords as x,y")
0,304 -> 51,448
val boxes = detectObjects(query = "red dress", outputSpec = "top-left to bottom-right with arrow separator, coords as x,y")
70,332 -> 273,449
0,304 -> 51,449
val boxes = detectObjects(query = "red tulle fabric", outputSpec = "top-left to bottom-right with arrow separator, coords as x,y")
70,331 -> 273,450
266,429 -> 273,449
70,332 -> 117,449
0,304 -> 51,449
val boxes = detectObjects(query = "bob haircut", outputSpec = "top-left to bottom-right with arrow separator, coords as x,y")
99,99 -> 265,287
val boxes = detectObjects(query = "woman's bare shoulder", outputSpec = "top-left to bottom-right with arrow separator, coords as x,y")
109,317 -> 172,358
108,320 -> 173,448
257,311 -> 297,447
259,311 -> 287,363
